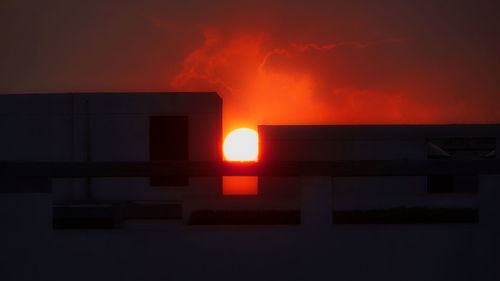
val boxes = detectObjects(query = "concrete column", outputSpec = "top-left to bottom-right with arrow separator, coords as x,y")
0,191 -> 52,280
301,176 -> 332,228
479,175 -> 500,228
478,175 -> 500,281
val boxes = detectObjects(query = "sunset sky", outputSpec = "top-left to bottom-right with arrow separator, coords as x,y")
1,0 -> 499,134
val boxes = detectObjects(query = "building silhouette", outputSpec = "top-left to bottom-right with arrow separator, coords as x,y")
1,92 -> 499,281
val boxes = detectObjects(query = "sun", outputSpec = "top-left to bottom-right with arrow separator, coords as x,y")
223,128 -> 259,161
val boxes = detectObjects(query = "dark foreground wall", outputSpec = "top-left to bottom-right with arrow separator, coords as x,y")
1,175 -> 499,281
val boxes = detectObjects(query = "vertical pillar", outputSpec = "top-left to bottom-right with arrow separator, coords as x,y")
301,176 -> 332,228
72,95 -> 90,201
480,175 -> 500,228
0,178 -> 52,280
478,175 -> 500,281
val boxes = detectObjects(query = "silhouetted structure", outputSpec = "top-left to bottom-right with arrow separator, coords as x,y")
1,92 -> 499,281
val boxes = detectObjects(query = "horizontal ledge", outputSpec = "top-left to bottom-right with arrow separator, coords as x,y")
1,160 -> 500,177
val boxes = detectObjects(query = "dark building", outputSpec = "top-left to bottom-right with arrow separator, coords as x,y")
1,92 -> 499,281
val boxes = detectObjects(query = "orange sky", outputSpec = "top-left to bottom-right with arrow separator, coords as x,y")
1,1 -> 499,135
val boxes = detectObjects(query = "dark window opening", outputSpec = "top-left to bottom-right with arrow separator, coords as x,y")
53,217 -> 115,229
53,205 -> 115,230
332,207 -> 478,224
427,175 -> 478,193
53,203 -> 183,230
149,116 -> 189,186
150,176 -> 189,186
188,210 -> 300,225
125,203 -> 182,220
427,175 -> 454,193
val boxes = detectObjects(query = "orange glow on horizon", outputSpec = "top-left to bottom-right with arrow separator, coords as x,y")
223,128 -> 259,162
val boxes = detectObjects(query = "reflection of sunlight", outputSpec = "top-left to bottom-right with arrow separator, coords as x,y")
223,128 -> 258,161
223,176 -> 258,195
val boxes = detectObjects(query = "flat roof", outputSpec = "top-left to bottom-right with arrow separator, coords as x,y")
0,92 -> 222,115
259,124 -> 500,140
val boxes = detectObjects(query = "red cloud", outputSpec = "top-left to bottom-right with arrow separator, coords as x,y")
170,28 -> 488,134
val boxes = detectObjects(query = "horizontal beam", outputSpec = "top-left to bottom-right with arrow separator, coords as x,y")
1,160 -> 500,177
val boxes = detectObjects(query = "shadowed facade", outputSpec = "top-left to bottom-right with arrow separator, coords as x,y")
1,92 -> 500,281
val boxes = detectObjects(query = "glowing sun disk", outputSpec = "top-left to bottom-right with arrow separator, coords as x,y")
223,128 -> 258,161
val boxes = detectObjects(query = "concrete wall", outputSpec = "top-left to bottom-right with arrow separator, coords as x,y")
0,93 -> 223,202
1,175 -> 499,281
1,100 -> 499,280
333,176 -> 479,210
259,125 -> 495,210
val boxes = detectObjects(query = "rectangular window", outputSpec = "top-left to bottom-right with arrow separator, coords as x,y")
427,175 -> 478,193
53,203 -> 183,229
188,210 -> 300,225
149,116 -> 189,186
53,205 -> 115,230
332,207 -> 478,224
427,175 -> 454,193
